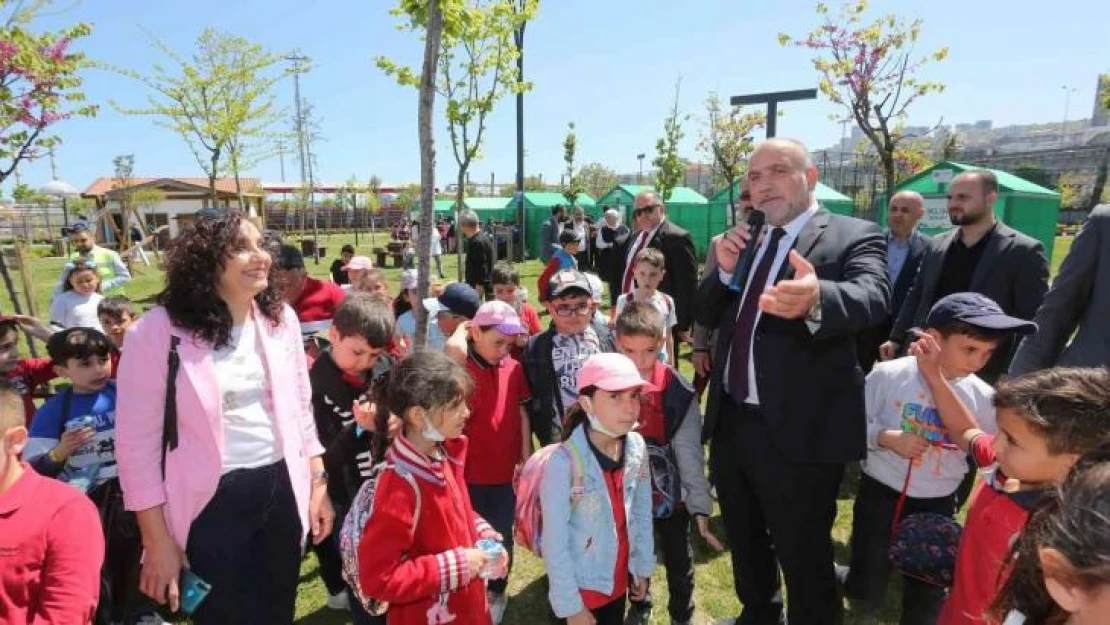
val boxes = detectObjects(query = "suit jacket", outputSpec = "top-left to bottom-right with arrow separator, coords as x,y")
616,219 -> 698,333
696,209 -> 890,462
540,217 -> 561,263
857,230 -> 927,372
890,221 -> 1049,384
115,305 -> 325,551
1010,205 -> 1110,375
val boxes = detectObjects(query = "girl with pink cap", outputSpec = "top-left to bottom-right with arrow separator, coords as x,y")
539,353 -> 657,625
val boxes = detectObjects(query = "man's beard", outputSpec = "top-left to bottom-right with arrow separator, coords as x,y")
949,208 -> 984,226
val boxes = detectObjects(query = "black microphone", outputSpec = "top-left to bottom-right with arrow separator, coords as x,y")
728,209 -> 766,293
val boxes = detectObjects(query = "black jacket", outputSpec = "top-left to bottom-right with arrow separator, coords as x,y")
615,219 -> 698,333
857,230 -> 927,372
889,221 -> 1049,384
697,209 -> 890,464
465,230 -> 496,294
521,319 -> 615,446
309,349 -> 395,509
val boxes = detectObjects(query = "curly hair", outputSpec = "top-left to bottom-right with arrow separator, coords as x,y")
157,211 -> 285,348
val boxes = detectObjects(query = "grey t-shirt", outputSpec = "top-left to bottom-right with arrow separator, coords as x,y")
551,327 -> 601,427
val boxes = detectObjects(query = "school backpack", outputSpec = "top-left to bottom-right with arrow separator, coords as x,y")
513,441 -> 586,557
339,462 -> 421,615
646,442 -> 680,519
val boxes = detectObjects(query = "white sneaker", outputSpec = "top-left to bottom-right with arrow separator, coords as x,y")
487,590 -> 508,624
326,591 -> 350,610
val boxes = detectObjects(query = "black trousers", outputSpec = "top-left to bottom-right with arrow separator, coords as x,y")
628,506 -> 695,622
710,403 -> 845,625
89,478 -> 150,625
185,460 -> 303,625
592,595 -> 627,625
845,473 -> 952,625
311,532 -> 348,596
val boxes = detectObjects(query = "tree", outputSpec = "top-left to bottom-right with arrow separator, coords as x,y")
1084,149 -> 1108,212
561,122 -> 585,205
382,0 -> 536,280
578,163 -> 618,199
1056,172 -> 1082,210
377,0 -> 459,345
780,0 -> 948,194
697,91 -> 765,221
653,79 -> 688,202
0,0 -> 97,186
892,136 -> 933,183
111,154 -> 136,248
114,28 -> 286,205
11,182 -> 43,203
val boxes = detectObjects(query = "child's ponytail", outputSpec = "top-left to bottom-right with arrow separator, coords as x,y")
560,386 -> 596,442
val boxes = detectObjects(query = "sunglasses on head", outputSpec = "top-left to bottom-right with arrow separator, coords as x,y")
633,204 -> 660,217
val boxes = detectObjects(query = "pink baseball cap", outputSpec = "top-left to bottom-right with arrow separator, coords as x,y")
342,256 -> 373,271
575,353 -> 659,393
471,301 -> 527,336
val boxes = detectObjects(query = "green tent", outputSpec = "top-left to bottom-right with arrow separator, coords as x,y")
595,184 -> 715,255
462,196 -> 515,222
707,180 -> 854,222
522,192 -> 573,259
887,161 -> 1061,259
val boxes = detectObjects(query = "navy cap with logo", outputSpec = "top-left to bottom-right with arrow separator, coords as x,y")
434,282 -> 481,319
923,292 -> 1037,335
277,244 -> 305,270
548,270 -> 592,299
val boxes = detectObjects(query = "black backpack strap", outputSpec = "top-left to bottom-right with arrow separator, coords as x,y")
161,336 -> 181,478
60,386 -> 74,425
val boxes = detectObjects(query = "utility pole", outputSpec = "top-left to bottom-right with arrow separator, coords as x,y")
513,0 -> 528,261
48,148 -> 58,180
276,139 -> 287,182
287,50 -> 319,263
731,88 -> 818,138
1061,85 -> 1078,148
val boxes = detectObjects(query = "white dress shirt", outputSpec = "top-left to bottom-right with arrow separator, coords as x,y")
719,202 -> 819,404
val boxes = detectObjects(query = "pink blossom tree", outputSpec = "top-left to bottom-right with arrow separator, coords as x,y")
780,1 -> 947,193
0,1 -> 97,185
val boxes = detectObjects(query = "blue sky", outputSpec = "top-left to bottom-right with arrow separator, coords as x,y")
10,0 -> 1110,194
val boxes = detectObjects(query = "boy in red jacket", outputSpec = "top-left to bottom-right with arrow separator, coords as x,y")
0,379 -> 105,624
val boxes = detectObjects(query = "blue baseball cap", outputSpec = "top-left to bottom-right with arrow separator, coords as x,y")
922,292 -> 1037,335
424,282 -> 481,319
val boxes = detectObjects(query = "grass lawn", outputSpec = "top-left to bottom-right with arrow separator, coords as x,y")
0,232 -> 1076,624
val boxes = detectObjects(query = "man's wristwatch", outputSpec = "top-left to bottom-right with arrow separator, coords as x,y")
311,469 -> 328,485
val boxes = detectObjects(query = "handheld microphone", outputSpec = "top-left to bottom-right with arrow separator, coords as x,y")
728,209 -> 766,293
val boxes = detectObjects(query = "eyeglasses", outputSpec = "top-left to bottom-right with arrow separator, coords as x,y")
633,205 -> 660,217
553,303 -> 592,317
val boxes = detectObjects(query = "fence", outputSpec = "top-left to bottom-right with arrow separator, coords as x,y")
0,203 -> 71,243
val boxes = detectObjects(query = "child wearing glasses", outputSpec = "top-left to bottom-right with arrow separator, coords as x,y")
522,270 -> 615,446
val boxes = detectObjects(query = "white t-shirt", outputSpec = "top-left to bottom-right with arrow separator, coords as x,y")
212,321 -> 282,473
48,291 -> 104,331
862,356 -> 997,498
614,290 -> 677,362
430,227 -> 443,256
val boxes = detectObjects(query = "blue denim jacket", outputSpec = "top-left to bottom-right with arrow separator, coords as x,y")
539,425 -> 655,618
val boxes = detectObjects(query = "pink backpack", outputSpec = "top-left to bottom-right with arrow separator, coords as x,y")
513,442 -> 586,557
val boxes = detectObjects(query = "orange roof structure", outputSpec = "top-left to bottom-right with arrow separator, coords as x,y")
82,177 -> 263,198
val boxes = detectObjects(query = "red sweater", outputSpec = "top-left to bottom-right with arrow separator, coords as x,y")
359,436 -> 494,625
464,351 -> 531,485
4,358 -> 56,427
0,465 -> 104,625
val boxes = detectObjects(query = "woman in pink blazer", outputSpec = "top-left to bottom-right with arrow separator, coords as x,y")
115,211 -> 334,624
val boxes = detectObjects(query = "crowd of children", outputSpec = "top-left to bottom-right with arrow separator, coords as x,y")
3,235 -> 1110,625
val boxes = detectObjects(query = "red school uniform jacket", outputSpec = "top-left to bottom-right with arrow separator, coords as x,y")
359,435 -> 494,625
938,434 -> 1046,625
4,357 -> 56,427
463,348 -> 531,485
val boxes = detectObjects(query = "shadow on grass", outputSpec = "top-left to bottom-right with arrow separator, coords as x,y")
503,573 -> 556,624
295,605 -> 354,625
693,513 -> 734,566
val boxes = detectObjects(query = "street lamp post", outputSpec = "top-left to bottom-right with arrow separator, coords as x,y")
1061,85 -> 1078,148
637,153 -> 645,183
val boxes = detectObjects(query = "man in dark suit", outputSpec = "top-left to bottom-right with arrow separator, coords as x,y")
1010,204 -> 1110,374
617,191 -> 698,338
857,190 -> 927,372
460,210 -> 496,299
881,170 -> 1049,385
539,205 -> 566,263
698,138 -> 890,625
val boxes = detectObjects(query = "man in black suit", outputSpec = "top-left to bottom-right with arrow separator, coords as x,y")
880,170 -> 1049,385
617,191 -> 698,338
698,138 -> 890,625
857,190 -> 927,372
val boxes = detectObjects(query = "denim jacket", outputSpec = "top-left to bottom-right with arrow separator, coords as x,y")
539,425 -> 655,618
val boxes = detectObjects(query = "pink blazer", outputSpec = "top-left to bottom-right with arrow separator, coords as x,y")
115,304 -> 325,550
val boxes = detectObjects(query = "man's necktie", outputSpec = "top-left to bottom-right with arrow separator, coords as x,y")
727,227 -> 787,401
621,231 -> 649,294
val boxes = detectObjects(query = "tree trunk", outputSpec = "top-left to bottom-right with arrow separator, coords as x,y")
208,149 -> 220,208
414,0 -> 444,348
0,250 -> 38,357
1085,147 -> 1109,212
455,170 -> 466,282
881,152 -> 896,208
